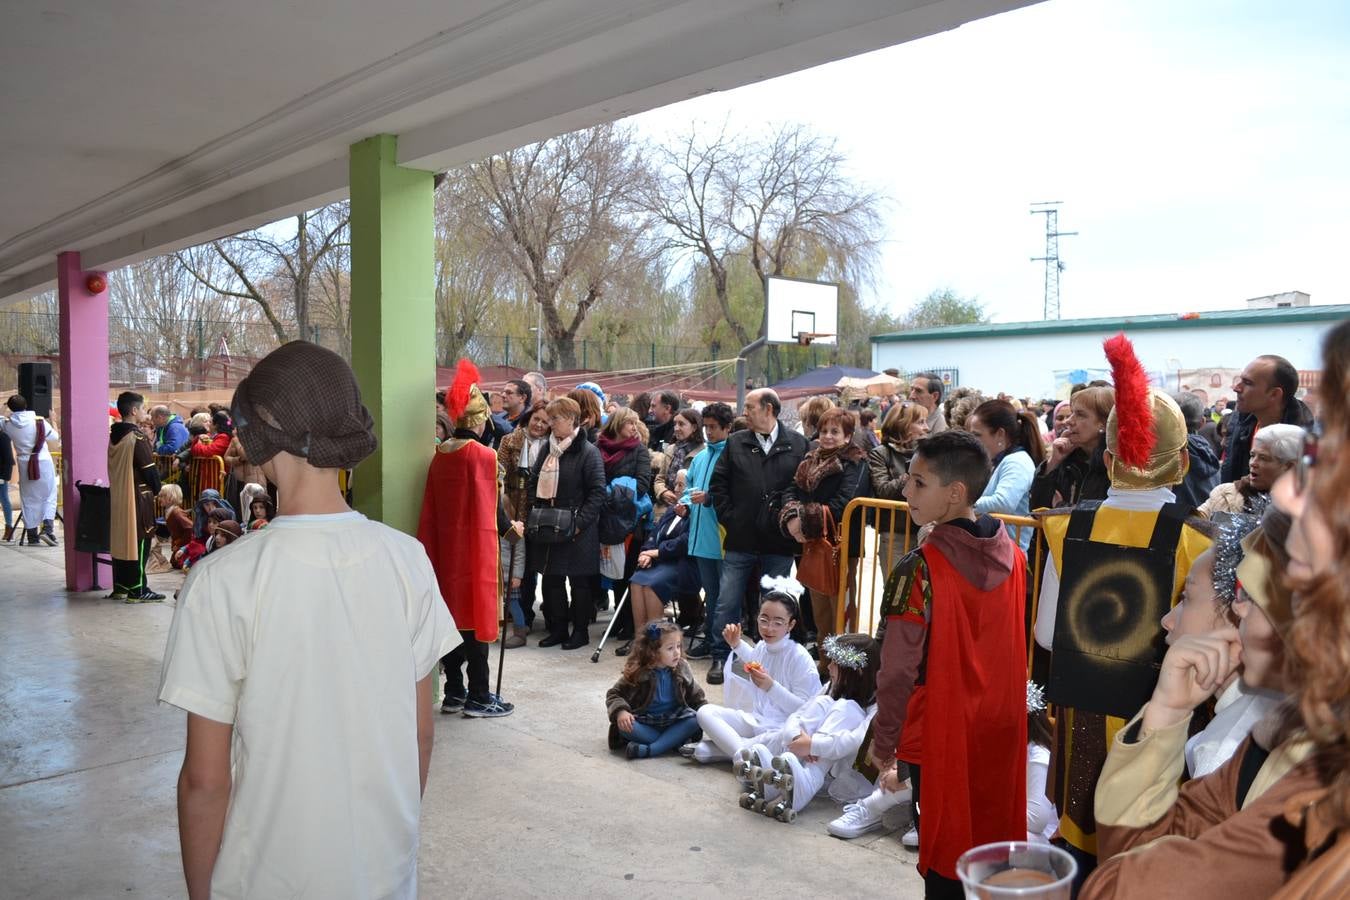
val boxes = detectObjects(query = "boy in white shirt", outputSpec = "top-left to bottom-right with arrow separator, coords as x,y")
159,341 -> 459,899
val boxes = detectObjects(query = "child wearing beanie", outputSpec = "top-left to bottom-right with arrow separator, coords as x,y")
158,341 -> 459,899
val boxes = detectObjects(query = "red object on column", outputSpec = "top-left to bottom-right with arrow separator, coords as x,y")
57,253 -> 111,591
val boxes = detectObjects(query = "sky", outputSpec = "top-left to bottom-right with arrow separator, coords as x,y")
625,0 -> 1350,325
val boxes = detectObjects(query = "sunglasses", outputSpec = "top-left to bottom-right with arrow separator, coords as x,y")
1295,422 -> 1321,494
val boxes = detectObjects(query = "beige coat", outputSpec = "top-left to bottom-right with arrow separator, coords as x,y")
1083,709 -> 1324,898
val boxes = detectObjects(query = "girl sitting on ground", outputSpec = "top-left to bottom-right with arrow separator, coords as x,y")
683,578 -> 821,763
736,633 -> 879,818
620,470 -> 698,654
605,621 -> 707,759
158,483 -> 193,570
247,496 -> 274,531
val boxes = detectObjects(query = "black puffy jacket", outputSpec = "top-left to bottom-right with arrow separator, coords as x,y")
709,425 -> 809,557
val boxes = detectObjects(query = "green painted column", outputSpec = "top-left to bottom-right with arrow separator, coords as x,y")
349,134 -> 435,534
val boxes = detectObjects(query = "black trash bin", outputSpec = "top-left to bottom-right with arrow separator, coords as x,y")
75,481 -> 111,554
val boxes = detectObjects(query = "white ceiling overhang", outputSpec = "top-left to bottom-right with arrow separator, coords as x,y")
0,0 -> 1038,303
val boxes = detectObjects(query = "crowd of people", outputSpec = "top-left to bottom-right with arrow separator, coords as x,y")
5,322 -> 1345,898
434,340 -> 1338,898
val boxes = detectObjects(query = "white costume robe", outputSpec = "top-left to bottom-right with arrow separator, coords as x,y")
2,411 -> 60,526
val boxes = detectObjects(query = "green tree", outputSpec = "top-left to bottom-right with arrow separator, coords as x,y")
903,289 -> 987,329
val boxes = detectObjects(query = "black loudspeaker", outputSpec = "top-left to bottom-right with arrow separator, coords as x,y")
17,362 -> 53,418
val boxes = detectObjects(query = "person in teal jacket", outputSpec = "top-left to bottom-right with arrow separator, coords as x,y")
681,402 -> 734,659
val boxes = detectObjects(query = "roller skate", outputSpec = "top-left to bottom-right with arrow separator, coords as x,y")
736,743 -> 775,814
764,754 -> 798,823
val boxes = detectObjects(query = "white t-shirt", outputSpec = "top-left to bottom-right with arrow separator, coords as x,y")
159,511 -> 460,900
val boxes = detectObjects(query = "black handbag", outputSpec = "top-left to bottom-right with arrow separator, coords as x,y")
526,506 -> 576,543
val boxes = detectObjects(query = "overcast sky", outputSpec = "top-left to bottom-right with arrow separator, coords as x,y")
627,0 -> 1350,325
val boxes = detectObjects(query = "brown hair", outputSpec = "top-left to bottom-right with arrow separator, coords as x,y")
545,396 -> 581,426
971,399 -> 1047,462
816,406 -> 856,439
1280,319 -> 1350,827
880,402 -> 925,447
621,621 -> 683,684
798,395 -> 836,434
567,388 -> 602,427
824,633 -> 880,705
1071,386 -> 1115,426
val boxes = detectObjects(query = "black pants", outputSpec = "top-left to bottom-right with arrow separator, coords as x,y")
909,763 -> 965,900
112,537 -> 150,594
541,574 -> 595,639
442,629 -> 490,701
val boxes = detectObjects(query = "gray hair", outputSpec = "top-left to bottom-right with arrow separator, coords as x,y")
1171,392 -> 1205,433
1252,423 -> 1305,464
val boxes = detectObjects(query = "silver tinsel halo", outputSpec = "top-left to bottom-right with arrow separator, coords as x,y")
1027,680 -> 1048,713
821,635 -> 869,670
1213,513 -> 1262,607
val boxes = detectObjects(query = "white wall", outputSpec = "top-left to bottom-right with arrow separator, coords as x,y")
872,320 -> 1338,400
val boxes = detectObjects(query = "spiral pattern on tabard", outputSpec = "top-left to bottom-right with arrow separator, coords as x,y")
1064,557 -> 1165,662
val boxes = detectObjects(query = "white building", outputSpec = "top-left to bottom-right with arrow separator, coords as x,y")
871,303 -> 1350,401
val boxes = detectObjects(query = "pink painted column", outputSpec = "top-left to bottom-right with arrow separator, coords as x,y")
57,251 -> 110,592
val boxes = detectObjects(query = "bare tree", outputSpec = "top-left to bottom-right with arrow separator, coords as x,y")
644,124 -> 886,357
176,203 -> 350,345
452,123 -> 656,368
433,171 -> 503,365
641,126 -> 753,347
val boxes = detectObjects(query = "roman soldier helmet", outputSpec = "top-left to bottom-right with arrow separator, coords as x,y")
446,359 -> 489,432
1103,333 -> 1189,490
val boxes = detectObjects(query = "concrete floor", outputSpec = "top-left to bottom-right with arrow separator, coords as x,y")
0,532 -> 924,899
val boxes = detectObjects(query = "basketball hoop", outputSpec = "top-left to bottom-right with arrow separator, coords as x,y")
797,332 -> 835,347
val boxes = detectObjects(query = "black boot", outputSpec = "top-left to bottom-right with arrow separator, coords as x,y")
40,520 -> 57,546
25,528 -> 40,546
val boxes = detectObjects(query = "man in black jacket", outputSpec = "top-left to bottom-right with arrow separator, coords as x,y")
706,388 -> 808,683
1221,355 -> 1308,482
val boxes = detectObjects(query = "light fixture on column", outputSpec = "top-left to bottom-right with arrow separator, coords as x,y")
85,273 -> 107,294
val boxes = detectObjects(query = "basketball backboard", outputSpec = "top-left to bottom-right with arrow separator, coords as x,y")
765,276 -> 838,346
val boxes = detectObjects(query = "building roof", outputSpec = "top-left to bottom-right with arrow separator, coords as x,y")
872,304 -> 1350,343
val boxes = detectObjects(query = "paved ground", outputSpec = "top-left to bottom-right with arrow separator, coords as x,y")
0,531 -> 924,899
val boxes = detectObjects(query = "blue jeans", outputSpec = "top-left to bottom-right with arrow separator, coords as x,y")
618,716 -> 702,756
711,551 -> 792,661
0,479 -> 11,529
694,555 -> 722,646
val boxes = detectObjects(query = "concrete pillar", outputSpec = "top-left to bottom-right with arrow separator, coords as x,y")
348,134 -> 436,535
56,251 -> 110,591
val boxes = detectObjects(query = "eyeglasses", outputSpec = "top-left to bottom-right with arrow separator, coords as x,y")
1295,423 -> 1321,494
757,614 -> 789,628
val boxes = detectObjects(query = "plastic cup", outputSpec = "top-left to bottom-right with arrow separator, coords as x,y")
956,842 -> 1077,899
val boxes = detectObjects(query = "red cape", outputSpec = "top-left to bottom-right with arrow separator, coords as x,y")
417,440 -> 501,641
913,544 -> 1028,880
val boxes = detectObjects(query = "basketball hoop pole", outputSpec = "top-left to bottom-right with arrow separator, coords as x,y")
736,336 -> 767,413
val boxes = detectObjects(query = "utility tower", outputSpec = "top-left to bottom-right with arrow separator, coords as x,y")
1030,201 -> 1077,319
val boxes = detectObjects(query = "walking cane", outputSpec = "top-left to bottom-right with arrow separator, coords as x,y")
495,538 -> 518,698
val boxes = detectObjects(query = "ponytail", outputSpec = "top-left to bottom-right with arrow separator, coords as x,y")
1016,410 -> 1046,462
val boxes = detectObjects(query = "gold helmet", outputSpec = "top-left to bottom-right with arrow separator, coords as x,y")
1103,334 -> 1189,490
446,359 -> 489,432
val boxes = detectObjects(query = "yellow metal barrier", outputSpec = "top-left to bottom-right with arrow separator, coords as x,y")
184,455 -> 226,505
835,497 -> 1045,677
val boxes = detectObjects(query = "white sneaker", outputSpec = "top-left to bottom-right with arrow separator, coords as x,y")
901,825 -> 919,849
827,801 -> 884,839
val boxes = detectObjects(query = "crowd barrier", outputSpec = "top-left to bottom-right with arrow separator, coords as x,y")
835,497 -> 1045,677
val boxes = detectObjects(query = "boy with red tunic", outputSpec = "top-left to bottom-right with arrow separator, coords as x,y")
870,430 -> 1028,899
418,360 -> 523,718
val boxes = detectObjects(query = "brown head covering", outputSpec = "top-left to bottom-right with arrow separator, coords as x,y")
230,341 -> 377,469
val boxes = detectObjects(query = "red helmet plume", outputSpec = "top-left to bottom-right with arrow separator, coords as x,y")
1103,333 -> 1155,469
